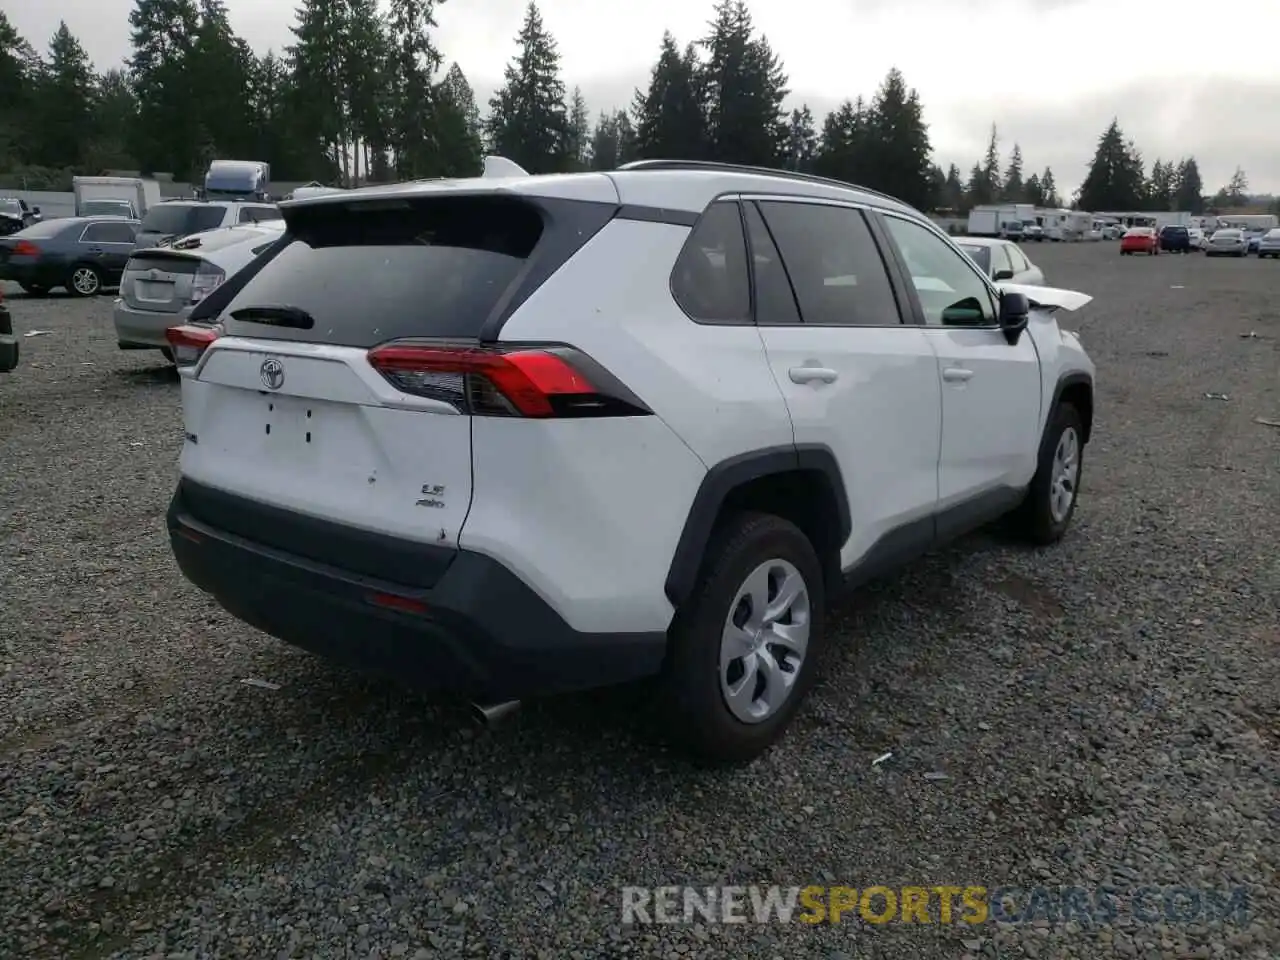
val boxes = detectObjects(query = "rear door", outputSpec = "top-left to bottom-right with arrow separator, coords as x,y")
179,192 -> 556,552
747,197 -> 944,571
80,221 -> 139,280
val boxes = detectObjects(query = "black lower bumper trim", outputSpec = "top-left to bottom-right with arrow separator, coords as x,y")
167,485 -> 668,700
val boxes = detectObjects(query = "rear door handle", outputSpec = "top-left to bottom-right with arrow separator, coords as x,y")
789,366 -> 839,384
942,367 -> 974,382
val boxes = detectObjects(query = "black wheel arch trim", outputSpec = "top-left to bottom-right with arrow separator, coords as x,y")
1050,370 -> 1094,442
663,443 -> 852,609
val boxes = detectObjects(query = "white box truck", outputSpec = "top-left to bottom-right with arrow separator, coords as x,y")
72,176 -> 161,219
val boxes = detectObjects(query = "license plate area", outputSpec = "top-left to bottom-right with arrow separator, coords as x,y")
264,394 -> 323,453
137,280 -> 176,301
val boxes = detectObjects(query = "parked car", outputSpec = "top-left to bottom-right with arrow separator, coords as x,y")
0,285 -> 16,372
954,237 -> 1046,284
1101,224 -> 1125,240
1022,222 -> 1044,241
1206,228 -> 1247,257
0,197 -> 41,236
1254,228 -> 1280,258
1187,227 -> 1206,250
161,157 -> 1096,763
1158,224 -> 1192,253
1243,228 -> 1266,253
1119,227 -> 1159,255
1001,221 -> 1025,241
114,220 -> 286,362
0,216 -> 140,296
134,199 -> 281,250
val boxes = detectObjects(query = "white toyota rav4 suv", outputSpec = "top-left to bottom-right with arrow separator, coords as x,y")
164,158 -> 1096,763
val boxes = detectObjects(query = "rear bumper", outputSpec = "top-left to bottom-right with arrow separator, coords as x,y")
166,480 -> 668,699
114,298 -> 190,349
0,263 -> 60,287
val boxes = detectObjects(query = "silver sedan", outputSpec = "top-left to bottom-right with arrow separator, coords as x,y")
954,237 -> 1046,285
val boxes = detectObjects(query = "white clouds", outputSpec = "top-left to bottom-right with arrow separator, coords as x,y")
8,0 -> 1280,192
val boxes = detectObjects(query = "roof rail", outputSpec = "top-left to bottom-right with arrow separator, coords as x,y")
615,159 -> 902,205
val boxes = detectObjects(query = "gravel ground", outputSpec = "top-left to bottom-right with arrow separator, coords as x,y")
1,244 -> 1277,960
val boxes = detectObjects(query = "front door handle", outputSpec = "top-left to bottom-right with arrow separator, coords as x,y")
942,367 -> 974,382
789,366 -> 839,384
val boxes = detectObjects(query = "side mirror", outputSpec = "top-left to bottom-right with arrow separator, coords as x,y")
939,296 -> 989,327
32,206 -> 40,215
993,268 -> 1014,281
998,291 -> 1030,344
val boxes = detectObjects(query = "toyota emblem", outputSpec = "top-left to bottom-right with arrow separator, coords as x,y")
260,358 -> 285,390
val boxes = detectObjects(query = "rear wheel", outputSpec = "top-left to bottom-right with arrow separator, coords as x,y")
658,511 -> 825,764
67,264 -> 102,297
161,347 -> 176,365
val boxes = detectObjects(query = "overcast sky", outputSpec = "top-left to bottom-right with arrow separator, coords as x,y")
8,0 -> 1279,195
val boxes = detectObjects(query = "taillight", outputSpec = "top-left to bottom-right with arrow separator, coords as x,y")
165,323 -> 221,366
189,262 -> 225,303
11,240 -> 39,257
366,343 -> 651,418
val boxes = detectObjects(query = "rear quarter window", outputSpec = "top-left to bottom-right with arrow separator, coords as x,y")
221,195 -> 546,346
141,205 -> 228,236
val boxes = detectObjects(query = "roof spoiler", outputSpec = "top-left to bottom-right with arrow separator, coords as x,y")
482,156 -> 530,178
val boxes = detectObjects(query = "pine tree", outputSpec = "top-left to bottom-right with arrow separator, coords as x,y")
813,98 -> 869,184
31,23 -> 98,169
943,163 -> 965,210
286,0 -> 348,179
966,162 -> 990,207
486,2 -> 568,174
1077,119 -> 1145,210
1003,143 -> 1024,202
1173,158 -> 1203,213
1225,166 -> 1249,205
387,0 -> 443,179
128,0 -> 201,175
632,32 -> 705,161
343,0 -> 391,181
431,63 -> 483,178
862,68 -> 933,209
1040,167 -> 1060,207
565,86 -> 591,171
981,125 -> 1001,200
1024,172 -> 1043,207
700,0 -> 787,166
784,105 -> 817,172
1145,160 -> 1175,211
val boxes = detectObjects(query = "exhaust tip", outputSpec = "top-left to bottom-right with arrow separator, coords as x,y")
471,699 -> 521,726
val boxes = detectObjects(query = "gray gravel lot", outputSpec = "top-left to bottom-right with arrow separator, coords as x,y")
1,244 -> 1277,959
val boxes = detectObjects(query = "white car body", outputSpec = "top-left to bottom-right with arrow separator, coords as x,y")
1206,228 -> 1247,256
1256,228 -> 1280,258
954,237 -> 1046,285
113,220 -> 286,353
161,158 -> 1096,761
1187,227 -> 1205,249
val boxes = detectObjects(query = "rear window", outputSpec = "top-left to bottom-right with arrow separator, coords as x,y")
141,204 -> 227,236
14,219 -> 75,239
221,195 -> 544,346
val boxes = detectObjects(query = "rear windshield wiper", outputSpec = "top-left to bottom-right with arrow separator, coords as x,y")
229,304 -> 315,329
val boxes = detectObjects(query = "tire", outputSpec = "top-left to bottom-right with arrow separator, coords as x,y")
657,511 -> 825,764
67,264 -> 103,297
1009,403 -> 1084,546
161,347 -> 176,365
18,283 -> 48,296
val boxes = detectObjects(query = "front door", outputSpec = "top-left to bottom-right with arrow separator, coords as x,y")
876,212 -> 1042,525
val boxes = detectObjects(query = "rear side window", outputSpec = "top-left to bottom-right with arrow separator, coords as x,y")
756,201 -> 900,326
141,204 -> 227,236
222,195 -> 545,346
743,203 -> 800,324
83,221 -> 138,243
671,201 -> 751,325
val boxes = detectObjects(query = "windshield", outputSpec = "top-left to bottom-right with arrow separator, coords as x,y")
0,199 -> 21,216
1215,230 -> 1241,238
82,199 -> 133,217
957,244 -> 991,272
140,204 -> 226,237
1124,229 -> 1151,237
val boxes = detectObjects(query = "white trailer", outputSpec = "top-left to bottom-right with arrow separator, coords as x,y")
72,176 -> 161,219
1216,214 -> 1277,231
967,208 -> 1000,237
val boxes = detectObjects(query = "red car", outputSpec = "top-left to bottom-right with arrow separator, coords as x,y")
1120,227 -> 1159,255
